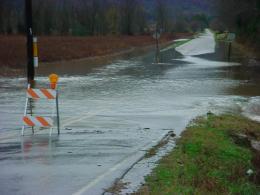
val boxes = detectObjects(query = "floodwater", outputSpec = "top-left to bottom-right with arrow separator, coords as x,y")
0,30 -> 259,195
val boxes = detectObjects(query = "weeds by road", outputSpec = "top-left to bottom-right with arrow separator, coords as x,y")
137,114 -> 260,194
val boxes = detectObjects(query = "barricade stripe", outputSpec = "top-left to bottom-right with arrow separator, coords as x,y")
37,90 -> 47,99
30,116 -> 46,126
23,116 -> 35,126
45,118 -> 53,126
24,116 -> 41,126
49,90 -> 56,98
40,89 -> 55,99
27,89 -> 56,99
23,116 -> 53,127
27,88 -> 40,99
36,116 -> 51,126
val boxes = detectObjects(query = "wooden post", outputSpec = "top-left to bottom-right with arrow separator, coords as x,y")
228,42 -> 232,61
155,25 -> 160,63
156,34 -> 160,63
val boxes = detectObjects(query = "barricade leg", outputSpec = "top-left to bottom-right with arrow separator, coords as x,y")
21,98 -> 29,136
56,93 -> 60,135
29,99 -> 34,134
49,127 -> 53,136
50,96 -> 56,136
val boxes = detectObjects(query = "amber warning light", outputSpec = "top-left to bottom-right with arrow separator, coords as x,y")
49,74 -> 59,89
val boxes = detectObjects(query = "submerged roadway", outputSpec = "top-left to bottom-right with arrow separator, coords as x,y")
0,30 -> 260,195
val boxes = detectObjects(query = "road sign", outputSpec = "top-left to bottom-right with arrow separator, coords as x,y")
227,33 -> 236,42
153,32 -> 161,39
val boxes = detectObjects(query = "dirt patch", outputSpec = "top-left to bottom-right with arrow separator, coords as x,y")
231,132 -> 260,185
144,131 -> 176,158
0,33 -> 195,76
233,40 -> 260,60
0,66 -> 25,77
0,33 -> 193,68
252,151 -> 260,185
37,43 -> 160,76
105,180 -> 129,195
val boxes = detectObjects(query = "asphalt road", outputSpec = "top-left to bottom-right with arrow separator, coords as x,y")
0,30 -> 260,195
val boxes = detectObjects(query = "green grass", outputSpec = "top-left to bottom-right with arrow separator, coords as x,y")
161,39 -> 191,52
210,29 -> 227,41
213,31 -> 229,42
138,114 -> 260,195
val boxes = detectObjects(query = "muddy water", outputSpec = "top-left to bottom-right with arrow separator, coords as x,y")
0,40 -> 260,133
0,36 -> 260,194
1,44 -> 259,130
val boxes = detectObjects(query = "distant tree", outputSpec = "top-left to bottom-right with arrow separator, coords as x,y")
106,5 -> 119,34
135,5 -> 148,34
0,1 -> 20,34
155,0 -> 170,32
0,1 -> 5,33
0,0 -> 217,36
33,0 -> 54,35
174,19 -> 189,33
119,0 -> 138,35
215,0 -> 259,45
190,14 -> 209,32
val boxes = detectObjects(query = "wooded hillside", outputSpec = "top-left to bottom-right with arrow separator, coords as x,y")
0,0 -> 210,36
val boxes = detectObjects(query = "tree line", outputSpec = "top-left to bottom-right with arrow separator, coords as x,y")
0,0 -> 148,36
0,0 -> 210,36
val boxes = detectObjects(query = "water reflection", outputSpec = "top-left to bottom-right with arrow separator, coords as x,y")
21,136 -> 59,164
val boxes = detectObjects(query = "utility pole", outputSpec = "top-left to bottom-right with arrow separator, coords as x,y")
25,0 -> 35,83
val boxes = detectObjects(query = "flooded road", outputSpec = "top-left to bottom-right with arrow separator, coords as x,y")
0,30 -> 260,195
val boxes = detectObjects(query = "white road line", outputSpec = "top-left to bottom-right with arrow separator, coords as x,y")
72,143 -> 150,195
73,157 -> 129,195
62,109 -> 107,127
0,110 -> 107,140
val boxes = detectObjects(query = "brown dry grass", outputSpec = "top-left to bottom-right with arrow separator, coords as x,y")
0,33 -> 192,69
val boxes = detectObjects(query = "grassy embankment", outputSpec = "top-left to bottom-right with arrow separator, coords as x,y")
160,39 -> 191,52
137,114 -> 260,194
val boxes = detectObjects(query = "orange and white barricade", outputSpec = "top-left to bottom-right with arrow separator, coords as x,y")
22,75 -> 60,136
